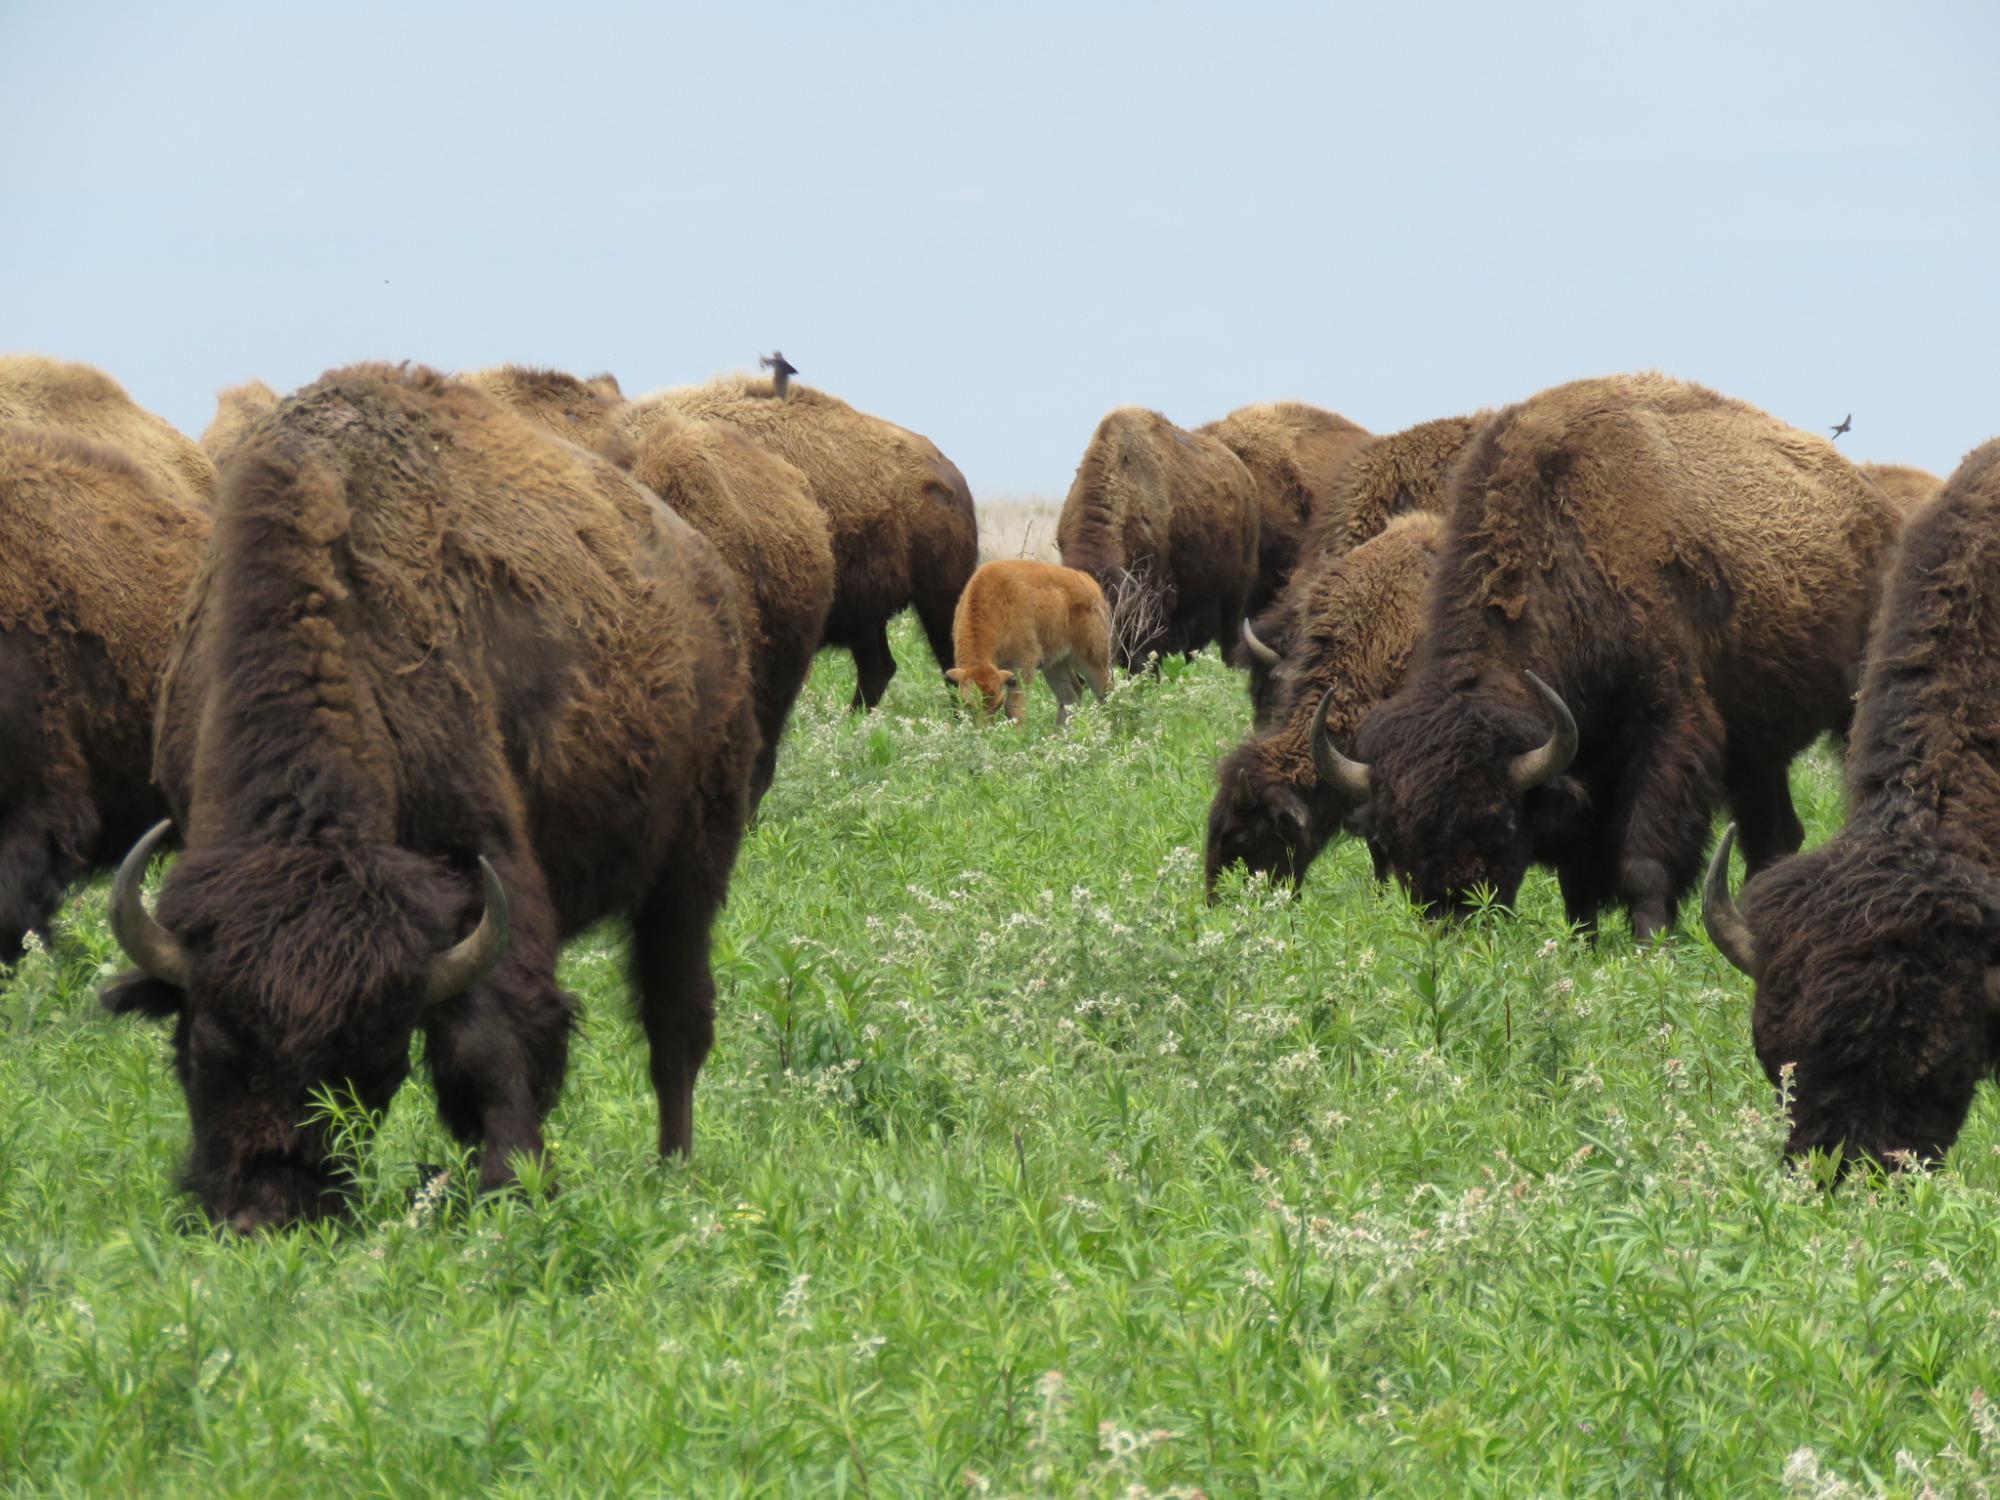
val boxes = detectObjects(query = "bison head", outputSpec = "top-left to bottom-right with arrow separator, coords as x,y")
1205,688 -> 1364,898
1326,666 -> 1583,919
1705,824 -> 2000,1168
946,665 -> 1018,721
101,823 -> 509,1231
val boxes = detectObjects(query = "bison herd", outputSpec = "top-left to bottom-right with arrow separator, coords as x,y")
0,349 -> 1992,1225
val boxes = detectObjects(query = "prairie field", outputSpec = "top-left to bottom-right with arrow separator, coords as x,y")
7,618 -> 2000,1498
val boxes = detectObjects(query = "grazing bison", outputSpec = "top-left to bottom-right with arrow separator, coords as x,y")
1242,413 -> 1483,718
1198,403 -> 1371,614
1317,373 -> 1901,940
1057,407 -> 1259,672
654,372 -> 978,709
1704,439 -> 2000,1165
946,559 -> 1111,726
1207,513 -> 1442,895
101,364 -> 758,1230
0,422 -> 210,959
0,354 -> 214,506
1858,461 -> 1943,516
199,380 -> 281,464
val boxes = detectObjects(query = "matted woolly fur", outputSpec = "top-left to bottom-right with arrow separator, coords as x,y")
1056,405 -> 1260,670
459,365 -> 624,452
1352,371 -> 1902,939
1722,439 -> 2000,1164
199,380 -> 280,463
0,354 -> 214,507
1302,413 -> 1486,559
1857,461 -> 1944,516
1198,402 -> 1372,612
0,423 -> 210,956
650,372 -> 978,707
1206,513 -> 1442,893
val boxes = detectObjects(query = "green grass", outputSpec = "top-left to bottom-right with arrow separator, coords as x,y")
5,616 -> 2000,1497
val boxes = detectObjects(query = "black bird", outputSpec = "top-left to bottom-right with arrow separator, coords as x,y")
759,350 -> 798,399
1830,413 -> 1852,439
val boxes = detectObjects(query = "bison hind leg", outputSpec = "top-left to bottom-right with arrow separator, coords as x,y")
848,621 -> 897,711
631,865 -> 734,1159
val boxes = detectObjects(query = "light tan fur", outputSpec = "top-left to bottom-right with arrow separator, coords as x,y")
460,365 -> 624,452
0,355 -> 214,507
1859,462 -> 1944,517
199,380 -> 281,463
1199,402 -> 1372,606
946,559 -> 1111,726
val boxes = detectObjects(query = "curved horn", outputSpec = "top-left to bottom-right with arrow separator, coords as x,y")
110,820 -> 192,988
1702,824 -> 1758,977
1507,671 -> 1580,791
1240,618 -> 1281,668
1310,686 -> 1372,802
423,857 -> 512,1007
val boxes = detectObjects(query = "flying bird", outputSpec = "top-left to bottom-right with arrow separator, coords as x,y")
1830,413 -> 1852,439
759,350 -> 798,399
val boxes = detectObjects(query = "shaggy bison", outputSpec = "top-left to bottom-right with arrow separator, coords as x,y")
1858,461 -> 1943,516
1057,407 -> 1259,672
1704,439 -> 2000,1165
946,559 -> 1111,726
0,354 -> 215,507
199,380 -> 281,464
101,365 -> 758,1230
1242,413 -> 1483,718
1207,513 -> 1442,895
655,372 -> 978,710
1198,402 -> 1371,614
1318,374 -> 1901,940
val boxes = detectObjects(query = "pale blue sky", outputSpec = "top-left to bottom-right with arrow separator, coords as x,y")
4,1 -> 1994,496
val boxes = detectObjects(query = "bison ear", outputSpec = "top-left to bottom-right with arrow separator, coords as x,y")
101,971 -> 183,1020
945,668 -> 967,684
997,670 -> 1016,686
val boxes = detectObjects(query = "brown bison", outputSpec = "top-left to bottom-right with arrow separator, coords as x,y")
1198,402 -> 1371,614
0,354 -> 215,507
946,559 -> 1111,726
1704,439 -> 2000,1165
1316,374 -> 1901,940
199,380 -> 281,464
101,364 -> 758,1230
1242,413 -> 1483,717
1207,513 -> 1442,895
1858,461 -> 1943,516
470,368 -> 838,808
0,415 -> 210,960
654,372 -> 978,709
1057,407 -> 1259,672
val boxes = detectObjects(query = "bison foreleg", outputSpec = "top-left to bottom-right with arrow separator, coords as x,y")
0,794 -> 94,964
1601,693 -> 1725,943
849,622 -> 897,711
1722,744 -> 1807,876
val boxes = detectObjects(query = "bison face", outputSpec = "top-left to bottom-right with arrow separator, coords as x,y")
1338,669 -> 1582,921
102,832 -> 507,1231
1710,832 -> 2000,1170
1204,770 -> 1323,898
947,665 -> 1017,721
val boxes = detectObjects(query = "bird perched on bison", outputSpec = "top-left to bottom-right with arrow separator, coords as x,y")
1197,402 -> 1371,616
1705,439 -> 2000,1167
1242,413 -> 1485,720
653,373 -> 978,710
1057,407 -> 1259,672
469,367 -> 837,808
1318,373 -> 1902,940
1208,513 -> 1442,896
946,559 -> 1111,727
100,365 -> 759,1231
0,388 -> 211,960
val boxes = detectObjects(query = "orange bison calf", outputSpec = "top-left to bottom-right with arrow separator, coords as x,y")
947,560 -> 1112,726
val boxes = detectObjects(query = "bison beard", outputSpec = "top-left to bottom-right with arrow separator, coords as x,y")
101,365 -> 758,1230
1704,439 -> 2000,1168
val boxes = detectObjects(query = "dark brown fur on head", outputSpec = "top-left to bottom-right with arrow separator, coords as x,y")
1724,439 -> 2000,1165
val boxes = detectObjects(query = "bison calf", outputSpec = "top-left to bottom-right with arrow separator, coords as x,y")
947,560 -> 1111,727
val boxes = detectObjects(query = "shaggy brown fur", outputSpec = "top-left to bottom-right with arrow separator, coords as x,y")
1858,462 -> 1944,516
1198,402 -> 1371,613
0,426 -> 210,958
1207,513 -> 1442,894
1345,373 -> 1901,939
1247,413 -> 1484,715
199,380 -> 280,463
946,560 -> 1111,726
652,373 -> 978,708
0,355 -> 214,507
605,398 -> 836,803
1057,407 -> 1260,671
103,365 -> 758,1229
460,365 -> 624,451
1712,440 -> 2000,1164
